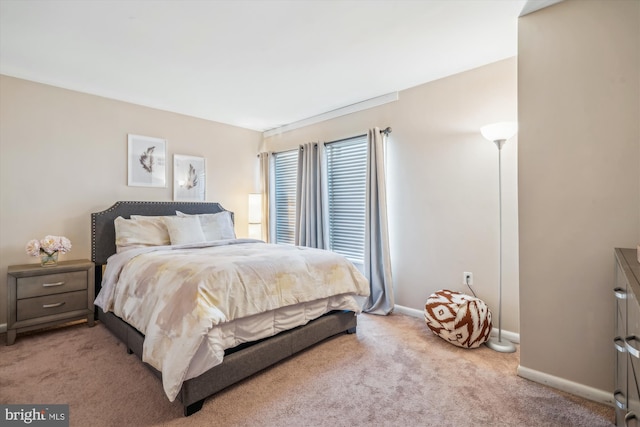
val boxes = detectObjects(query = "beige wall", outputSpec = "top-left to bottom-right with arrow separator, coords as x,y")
518,0 -> 639,394
0,75 -> 262,327
264,58 -> 520,334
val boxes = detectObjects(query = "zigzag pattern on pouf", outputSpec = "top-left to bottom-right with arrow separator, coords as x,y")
424,289 -> 492,348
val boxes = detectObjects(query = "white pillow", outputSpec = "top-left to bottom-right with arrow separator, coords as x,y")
114,216 -> 171,252
164,216 -> 206,245
176,210 -> 236,241
130,215 -> 172,239
130,214 -> 173,222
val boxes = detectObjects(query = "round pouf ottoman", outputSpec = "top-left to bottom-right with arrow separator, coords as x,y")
424,289 -> 492,348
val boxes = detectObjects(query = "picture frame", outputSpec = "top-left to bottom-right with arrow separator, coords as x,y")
173,154 -> 206,201
127,134 -> 167,187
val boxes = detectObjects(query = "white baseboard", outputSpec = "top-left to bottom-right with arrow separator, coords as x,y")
394,304 -> 520,344
393,304 -> 423,318
395,305 -> 610,406
517,365 -> 614,407
490,328 -> 520,344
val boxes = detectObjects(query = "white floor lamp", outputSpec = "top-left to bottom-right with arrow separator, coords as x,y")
481,121 -> 518,353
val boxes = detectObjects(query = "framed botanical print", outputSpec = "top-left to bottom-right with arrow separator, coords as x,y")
127,134 -> 167,187
173,154 -> 206,201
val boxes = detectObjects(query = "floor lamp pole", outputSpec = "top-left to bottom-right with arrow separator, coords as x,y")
486,139 -> 516,353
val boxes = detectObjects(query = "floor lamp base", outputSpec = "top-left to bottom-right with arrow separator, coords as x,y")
486,336 -> 516,353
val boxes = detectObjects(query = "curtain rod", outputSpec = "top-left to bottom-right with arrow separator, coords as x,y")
262,126 -> 392,156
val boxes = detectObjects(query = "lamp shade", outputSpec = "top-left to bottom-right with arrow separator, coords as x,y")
248,193 -> 262,224
480,122 -> 518,142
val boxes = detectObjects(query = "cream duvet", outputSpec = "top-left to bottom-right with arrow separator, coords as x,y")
95,240 -> 369,401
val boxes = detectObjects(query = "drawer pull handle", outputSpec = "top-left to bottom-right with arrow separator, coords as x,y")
615,287 -> 627,299
42,281 -> 65,287
42,302 -> 65,309
625,411 -> 637,425
615,337 -> 627,353
626,336 -> 640,358
614,389 -> 627,409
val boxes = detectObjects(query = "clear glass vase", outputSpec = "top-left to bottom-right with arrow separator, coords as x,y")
40,251 -> 59,267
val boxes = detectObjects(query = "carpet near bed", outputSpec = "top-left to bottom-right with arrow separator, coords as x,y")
0,313 -> 613,427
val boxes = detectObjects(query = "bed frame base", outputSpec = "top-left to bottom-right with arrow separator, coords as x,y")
97,308 -> 357,416
184,401 -> 204,417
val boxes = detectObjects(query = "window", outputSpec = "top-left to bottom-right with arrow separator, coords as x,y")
273,150 -> 298,244
271,136 -> 368,265
326,135 -> 367,265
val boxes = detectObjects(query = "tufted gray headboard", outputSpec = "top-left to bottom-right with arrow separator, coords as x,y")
91,201 -> 232,266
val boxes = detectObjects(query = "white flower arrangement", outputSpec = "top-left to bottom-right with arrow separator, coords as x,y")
26,235 -> 72,257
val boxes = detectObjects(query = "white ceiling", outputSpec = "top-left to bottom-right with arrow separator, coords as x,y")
1,0 -> 537,132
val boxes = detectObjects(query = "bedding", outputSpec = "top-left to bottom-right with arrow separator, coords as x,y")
163,215 -> 207,245
176,210 -> 235,240
114,215 -> 171,252
95,239 -> 369,401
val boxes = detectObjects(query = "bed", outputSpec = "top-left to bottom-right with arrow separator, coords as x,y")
91,201 -> 368,416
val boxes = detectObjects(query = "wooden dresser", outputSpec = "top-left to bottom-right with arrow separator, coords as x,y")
6,259 -> 95,345
614,248 -> 640,426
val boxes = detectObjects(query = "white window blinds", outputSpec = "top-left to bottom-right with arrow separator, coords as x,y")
326,135 -> 367,263
273,149 -> 298,244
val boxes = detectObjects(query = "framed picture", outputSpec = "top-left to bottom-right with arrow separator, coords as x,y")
173,154 -> 206,201
127,134 -> 167,187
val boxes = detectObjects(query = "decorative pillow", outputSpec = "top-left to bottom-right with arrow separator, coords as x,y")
424,289 -> 492,349
176,210 -> 236,241
114,216 -> 171,252
163,216 -> 206,245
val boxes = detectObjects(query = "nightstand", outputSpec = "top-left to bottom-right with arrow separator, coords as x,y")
6,259 -> 95,345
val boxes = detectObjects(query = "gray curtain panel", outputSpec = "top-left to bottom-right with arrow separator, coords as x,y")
295,142 -> 328,249
363,128 -> 395,314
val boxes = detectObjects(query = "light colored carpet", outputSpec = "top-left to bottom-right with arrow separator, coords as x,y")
0,313 -> 614,427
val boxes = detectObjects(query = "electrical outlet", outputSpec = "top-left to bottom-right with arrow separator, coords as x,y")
463,272 -> 473,286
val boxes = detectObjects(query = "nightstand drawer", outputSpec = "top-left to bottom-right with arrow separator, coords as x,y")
16,271 -> 87,299
16,290 -> 88,321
